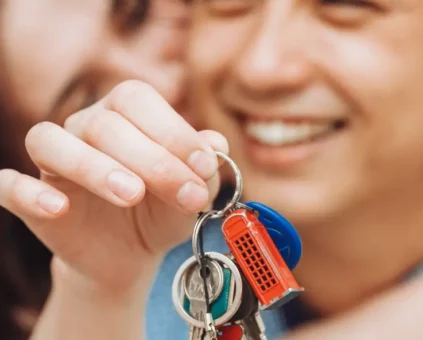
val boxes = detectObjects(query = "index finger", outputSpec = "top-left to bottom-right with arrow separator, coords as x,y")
105,80 -> 218,181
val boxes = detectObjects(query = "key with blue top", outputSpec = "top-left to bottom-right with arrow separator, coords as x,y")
245,201 -> 302,270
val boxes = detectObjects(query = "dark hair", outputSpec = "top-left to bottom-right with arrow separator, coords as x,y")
0,58 -> 52,340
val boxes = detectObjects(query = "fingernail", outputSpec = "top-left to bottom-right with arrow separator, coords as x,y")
37,192 -> 65,215
177,181 -> 209,213
107,171 -> 143,201
187,150 -> 218,180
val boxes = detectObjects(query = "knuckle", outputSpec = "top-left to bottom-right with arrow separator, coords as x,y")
7,172 -> 26,207
109,80 -> 155,109
0,169 -> 20,193
69,153 -> 93,182
25,122 -> 57,161
150,153 -> 175,182
199,130 -> 229,154
160,132 -> 179,151
0,168 -> 19,180
63,111 -> 83,131
26,122 -> 55,147
83,110 -> 117,146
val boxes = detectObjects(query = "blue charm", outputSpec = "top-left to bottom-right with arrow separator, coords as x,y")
245,201 -> 302,270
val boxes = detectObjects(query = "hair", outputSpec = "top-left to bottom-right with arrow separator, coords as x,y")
0,0 -> 156,337
0,36 -> 52,340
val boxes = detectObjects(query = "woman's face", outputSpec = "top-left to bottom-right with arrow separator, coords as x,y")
188,0 -> 423,226
1,0 -> 189,131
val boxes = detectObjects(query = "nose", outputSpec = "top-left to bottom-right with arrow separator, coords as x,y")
233,3 -> 314,97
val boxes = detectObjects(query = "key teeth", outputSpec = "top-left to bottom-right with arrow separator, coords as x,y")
238,312 -> 267,340
205,313 -> 217,340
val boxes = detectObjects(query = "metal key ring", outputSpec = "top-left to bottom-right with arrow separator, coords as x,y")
171,252 -> 243,328
212,151 -> 243,219
192,210 -> 217,265
191,152 -> 243,265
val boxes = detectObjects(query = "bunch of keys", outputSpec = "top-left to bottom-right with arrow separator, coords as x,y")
172,152 -> 304,340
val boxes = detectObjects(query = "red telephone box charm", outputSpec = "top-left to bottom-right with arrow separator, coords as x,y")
222,208 -> 304,310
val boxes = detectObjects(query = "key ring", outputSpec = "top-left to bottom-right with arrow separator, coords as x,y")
171,252 -> 243,328
192,211 -> 218,265
212,151 -> 243,219
192,152 -> 243,265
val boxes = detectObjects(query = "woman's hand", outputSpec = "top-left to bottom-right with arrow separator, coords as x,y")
0,80 -> 228,298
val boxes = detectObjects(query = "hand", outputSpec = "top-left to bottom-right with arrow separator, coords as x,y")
0,80 -> 228,297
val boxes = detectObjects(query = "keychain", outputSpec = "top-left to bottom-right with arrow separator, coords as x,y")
172,152 -> 304,339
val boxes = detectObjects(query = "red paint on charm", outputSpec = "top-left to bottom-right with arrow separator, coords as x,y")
222,208 -> 304,310
218,325 -> 243,340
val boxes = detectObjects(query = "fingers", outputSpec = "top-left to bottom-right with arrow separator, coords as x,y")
64,110 -> 210,214
26,81 -> 230,214
104,80 -> 218,180
198,130 -> 228,204
25,122 -> 146,208
26,123 -> 226,214
60,82 -> 229,214
198,129 -> 230,166
0,169 -> 69,220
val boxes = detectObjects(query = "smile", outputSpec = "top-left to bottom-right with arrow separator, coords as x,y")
233,112 -> 348,168
245,119 -> 346,146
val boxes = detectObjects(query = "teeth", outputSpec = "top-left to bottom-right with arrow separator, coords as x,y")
245,120 -> 333,146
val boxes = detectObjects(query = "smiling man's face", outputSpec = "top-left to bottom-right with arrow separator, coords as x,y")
188,0 -> 423,226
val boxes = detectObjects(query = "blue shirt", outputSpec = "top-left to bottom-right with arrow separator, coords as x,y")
145,183 -> 423,340
146,218 -> 290,339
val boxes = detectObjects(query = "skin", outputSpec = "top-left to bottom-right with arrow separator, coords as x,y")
1,0 -> 423,339
0,80 -> 228,339
0,0 -> 196,173
188,0 -> 423,314
0,0 -> 228,338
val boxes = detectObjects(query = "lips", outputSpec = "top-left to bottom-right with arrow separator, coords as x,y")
245,120 -> 342,146
236,110 -> 347,146
232,111 -> 348,168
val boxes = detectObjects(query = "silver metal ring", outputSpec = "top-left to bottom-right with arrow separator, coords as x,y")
191,152 -> 243,265
171,252 -> 243,328
192,210 -> 218,265
212,151 -> 243,219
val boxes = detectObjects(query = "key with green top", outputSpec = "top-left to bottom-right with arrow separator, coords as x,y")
184,266 -> 235,320
183,259 -> 224,340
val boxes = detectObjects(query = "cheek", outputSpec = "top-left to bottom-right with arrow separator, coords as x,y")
305,28 -> 423,210
188,17 -> 256,135
188,17 -> 256,87
317,25 -> 423,160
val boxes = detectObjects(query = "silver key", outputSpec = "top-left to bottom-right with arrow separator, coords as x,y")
192,258 -> 238,340
188,314 -> 204,340
240,312 -> 267,340
172,252 -> 244,339
184,259 -> 223,340
229,278 -> 268,340
188,313 -> 218,340
184,258 -> 224,311
229,270 -> 258,323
